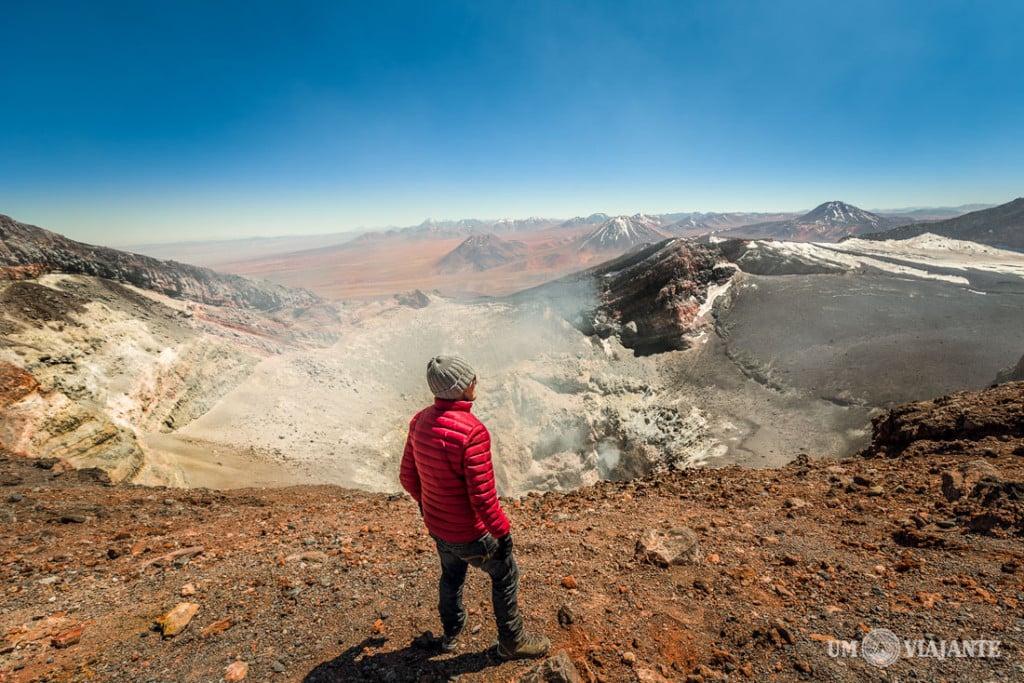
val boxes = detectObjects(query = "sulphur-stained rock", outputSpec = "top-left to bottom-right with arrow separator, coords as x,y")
635,527 -> 701,567
224,661 -> 249,681
515,651 -> 582,683
0,378 -> 146,482
0,361 -> 39,407
156,602 -> 200,637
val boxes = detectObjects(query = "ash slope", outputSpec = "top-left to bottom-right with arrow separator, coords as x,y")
1,382 -> 1022,683
717,235 -> 1024,410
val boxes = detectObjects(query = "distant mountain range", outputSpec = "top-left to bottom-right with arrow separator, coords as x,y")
860,197 -> 1024,251
715,201 -> 906,242
364,217 -> 563,242
869,203 -> 994,220
436,233 -> 528,274
561,213 -> 611,228
656,212 -> 792,238
347,203 -> 995,248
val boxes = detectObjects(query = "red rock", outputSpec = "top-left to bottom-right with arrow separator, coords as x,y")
200,617 -> 234,638
0,362 -> 40,408
51,625 -> 84,648
794,660 -> 813,674
561,575 -> 578,589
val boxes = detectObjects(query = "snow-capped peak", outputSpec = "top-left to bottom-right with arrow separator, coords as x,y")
580,215 -> 668,251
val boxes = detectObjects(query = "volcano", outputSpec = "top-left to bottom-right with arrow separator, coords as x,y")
580,214 -> 668,251
717,201 -> 904,242
436,233 -> 529,274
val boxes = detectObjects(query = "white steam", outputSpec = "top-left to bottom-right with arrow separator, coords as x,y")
170,289 -> 715,495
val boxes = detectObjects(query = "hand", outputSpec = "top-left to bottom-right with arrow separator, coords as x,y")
497,533 -> 513,558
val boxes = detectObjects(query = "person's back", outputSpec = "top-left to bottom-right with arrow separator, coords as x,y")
403,398 -> 508,543
400,355 -> 549,660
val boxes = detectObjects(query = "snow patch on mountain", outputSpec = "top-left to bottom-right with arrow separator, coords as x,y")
580,215 -> 668,251
737,234 -> 1024,283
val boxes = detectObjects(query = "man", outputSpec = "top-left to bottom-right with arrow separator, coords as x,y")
400,355 -> 549,660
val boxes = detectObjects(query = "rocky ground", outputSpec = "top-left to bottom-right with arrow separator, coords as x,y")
2,382 -> 1022,683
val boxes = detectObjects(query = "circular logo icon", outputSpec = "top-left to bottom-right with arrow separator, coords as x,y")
861,628 -> 901,668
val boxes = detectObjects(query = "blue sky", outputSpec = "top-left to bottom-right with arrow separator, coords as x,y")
2,1 -> 1022,245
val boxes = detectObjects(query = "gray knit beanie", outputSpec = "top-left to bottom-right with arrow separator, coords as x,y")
426,355 -> 476,399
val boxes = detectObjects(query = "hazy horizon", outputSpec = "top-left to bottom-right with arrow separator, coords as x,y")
106,199 -> 1005,252
2,1 -> 1022,246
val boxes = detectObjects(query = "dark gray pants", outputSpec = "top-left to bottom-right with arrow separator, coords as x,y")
432,533 -> 523,644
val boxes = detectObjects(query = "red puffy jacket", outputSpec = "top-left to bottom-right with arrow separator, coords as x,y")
400,398 -> 511,543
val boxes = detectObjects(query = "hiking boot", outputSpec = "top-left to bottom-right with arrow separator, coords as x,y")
440,611 -> 467,653
440,629 -> 461,653
496,634 -> 550,660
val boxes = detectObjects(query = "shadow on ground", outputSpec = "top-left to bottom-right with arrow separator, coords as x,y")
304,634 -> 500,683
